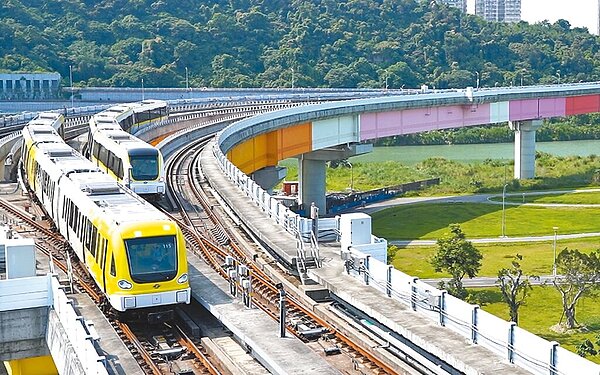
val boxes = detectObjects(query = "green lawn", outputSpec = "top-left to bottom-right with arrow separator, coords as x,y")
372,202 -> 600,240
390,238 -> 600,279
470,286 -> 600,364
489,191 -> 600,204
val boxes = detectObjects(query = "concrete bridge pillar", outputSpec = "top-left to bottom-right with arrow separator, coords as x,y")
298,155 -> 327,215
297,144 -> 373,215
509,119 -> 542,179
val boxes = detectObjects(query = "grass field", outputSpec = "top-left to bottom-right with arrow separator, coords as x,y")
470,286 -> 600,364
372,202 -> 600,240
279,152 -> 600,195
488,191 -> 600,204
389,238 -> 600,279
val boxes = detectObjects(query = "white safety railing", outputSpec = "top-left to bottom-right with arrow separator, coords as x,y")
343,248 -> 600,375
212,143 -> 338,243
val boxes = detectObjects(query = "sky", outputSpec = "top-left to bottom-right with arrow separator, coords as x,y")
467,0 -> 599,34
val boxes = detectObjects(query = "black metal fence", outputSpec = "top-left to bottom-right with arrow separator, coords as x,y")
327,177 -> 441,214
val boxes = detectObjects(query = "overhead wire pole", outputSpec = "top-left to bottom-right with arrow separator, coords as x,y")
552,227 -> 559,277
501,183 -> 509,238
69,65 -> 73,108
185,66 -> 189,91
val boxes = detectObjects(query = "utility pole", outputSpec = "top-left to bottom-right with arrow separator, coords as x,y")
69,65 -> 74,108
185,67 -> 189,91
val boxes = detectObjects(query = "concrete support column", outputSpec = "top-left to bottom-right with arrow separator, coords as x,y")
298,155 -> 326,215
509,119 -> 542,179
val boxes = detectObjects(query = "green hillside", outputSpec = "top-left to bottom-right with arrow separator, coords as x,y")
1,0 -> 599,89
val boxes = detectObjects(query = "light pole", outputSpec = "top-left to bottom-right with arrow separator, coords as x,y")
342,160 -> 354,192
501,183 -> 509,238
552,226 -> 559,276
385,76 -> 389,90
185,67 -> 189,91
475,71 -> 480,89
141,78 -> 145,101
348,161 -> 353,192
291,67 -> 295,89
69,65 -> 74,108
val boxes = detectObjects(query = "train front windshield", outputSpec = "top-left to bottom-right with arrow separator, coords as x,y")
129,149 -> 159,181
125,235 -> 177,283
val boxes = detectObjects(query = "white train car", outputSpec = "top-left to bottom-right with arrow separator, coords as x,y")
87,100 -> 168,200
21,118 -> 190,317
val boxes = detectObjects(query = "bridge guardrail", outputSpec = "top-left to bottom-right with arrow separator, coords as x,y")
345,246 -> 599,375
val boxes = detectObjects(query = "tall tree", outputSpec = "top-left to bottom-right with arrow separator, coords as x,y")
553,249 -> 600,329
431,224 -> 482,299
497,254 -> 537,325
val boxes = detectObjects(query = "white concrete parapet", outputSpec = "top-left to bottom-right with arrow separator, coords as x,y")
0,275 -> 51,312
48,276 -> 108,375
0,274 -> 108,374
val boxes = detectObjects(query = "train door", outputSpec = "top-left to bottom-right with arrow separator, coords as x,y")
97,236 -> 108,292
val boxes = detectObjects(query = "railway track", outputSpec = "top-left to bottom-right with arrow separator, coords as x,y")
0,193 -> 221,374
1,99 -> 417,374
163,135 -> 400,375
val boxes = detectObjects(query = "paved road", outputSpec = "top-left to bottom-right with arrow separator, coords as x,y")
362,187 -> 600,215
389,232 -> 600,246
421,275 -> 557,288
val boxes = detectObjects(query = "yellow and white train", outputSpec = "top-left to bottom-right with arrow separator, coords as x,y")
21,113 -> 190,316
86,100 -> 168,201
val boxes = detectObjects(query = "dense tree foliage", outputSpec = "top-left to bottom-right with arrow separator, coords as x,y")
1,0 -> 599,89
431,224 -> 482,299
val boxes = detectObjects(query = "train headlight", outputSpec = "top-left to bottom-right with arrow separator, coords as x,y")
176,290 -> 188,303
177,273 -> 188,284
124,297 -> 136,308
118,280 -> 133,290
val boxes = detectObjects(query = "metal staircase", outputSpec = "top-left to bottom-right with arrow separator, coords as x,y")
295,229 -> 321,285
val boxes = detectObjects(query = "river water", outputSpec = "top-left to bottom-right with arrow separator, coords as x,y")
349,140 -> 600,165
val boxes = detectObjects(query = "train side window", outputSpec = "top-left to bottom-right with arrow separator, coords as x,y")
93,142 -> 100,159
81,217 -> 86,242
95,236 -> 101,263
117,159 -> 123,179
22,146 -> 29,170
110,254 -> 116,277
91,227 -> 98,258
102,239 -> 108,269
77,214 -> 83,241
107,152 -> 115,173
68,201 -> 75,229
85,220 -> 91,251
65,199 -> 69,226
99,146 -> 108,165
